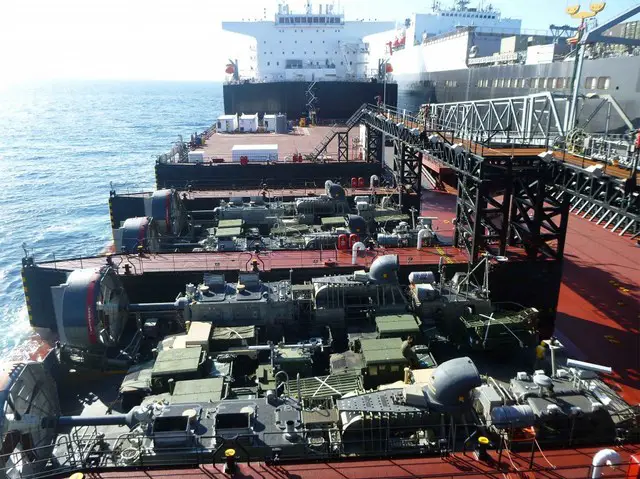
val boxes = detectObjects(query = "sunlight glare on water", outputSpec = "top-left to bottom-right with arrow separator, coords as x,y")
0,80 -> 223,355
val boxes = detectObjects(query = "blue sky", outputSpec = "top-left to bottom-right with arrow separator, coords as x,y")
0,0 -> 637,85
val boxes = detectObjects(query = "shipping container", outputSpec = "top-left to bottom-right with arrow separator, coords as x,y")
231,144 -> 279,162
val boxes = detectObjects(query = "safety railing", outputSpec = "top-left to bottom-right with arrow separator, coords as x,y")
3,421 -> 639,479
31,242 -> 463,274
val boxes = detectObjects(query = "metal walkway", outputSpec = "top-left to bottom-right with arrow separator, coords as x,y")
323,99 -> 639,263
425,92 -> 634,147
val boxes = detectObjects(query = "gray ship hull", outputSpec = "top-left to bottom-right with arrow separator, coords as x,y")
395,55 -> 640,133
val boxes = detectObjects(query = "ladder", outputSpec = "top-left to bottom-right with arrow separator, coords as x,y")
308,103 -> 368,161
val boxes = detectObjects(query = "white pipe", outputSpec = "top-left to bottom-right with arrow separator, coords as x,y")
352,241 -> 366,265
417,227 -> 431,250
591,449 -> 621,478
566,358 -> 613,375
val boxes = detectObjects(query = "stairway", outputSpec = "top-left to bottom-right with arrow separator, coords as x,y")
308,103 -> 368,161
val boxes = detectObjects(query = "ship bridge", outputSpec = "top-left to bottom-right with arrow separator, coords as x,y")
222,3 -> 393,82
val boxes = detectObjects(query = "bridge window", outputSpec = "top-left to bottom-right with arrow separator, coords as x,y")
492,78 -> 499,87
522,78 -> 530,88
513,78 -> 521,88
497,78 -> 504,88
286,59 -> 303,69
585,77 -> 597,89
597,77 -> 610,89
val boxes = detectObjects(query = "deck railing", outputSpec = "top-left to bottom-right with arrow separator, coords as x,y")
2,420 -> 638,479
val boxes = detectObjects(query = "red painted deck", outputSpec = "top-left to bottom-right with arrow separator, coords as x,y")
44,246 -> 466,274
191,126 -> 350,162
81,445 -> 640,478
420,188 -> 640,404
181,186 -> 403,199
556,209 -> 640,404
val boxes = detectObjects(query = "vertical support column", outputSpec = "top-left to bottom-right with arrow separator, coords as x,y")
470,181 -> 488,264
337,132 -> 349,162
393,139 -> 422,201
498,162 -> 513,256
365,125 -> 382,164
453,174 -> 465,250
568,43 -> 585,130
393,139 -> 405,188
454,170 -> 485,264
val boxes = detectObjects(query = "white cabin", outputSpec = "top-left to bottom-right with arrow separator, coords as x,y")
188,150 -> 206,164
239,113 -> 259,132
217,114 -> 239,133
263,114 -> 277,132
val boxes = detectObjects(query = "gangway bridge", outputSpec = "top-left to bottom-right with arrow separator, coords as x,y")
311,96 -> 639,267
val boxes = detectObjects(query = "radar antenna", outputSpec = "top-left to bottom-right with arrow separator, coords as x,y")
456,0 -> 470,11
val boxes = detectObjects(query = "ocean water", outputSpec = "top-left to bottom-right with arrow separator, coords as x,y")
0,80 -> 223,356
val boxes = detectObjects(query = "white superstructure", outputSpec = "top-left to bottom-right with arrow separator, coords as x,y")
222,2 -> 394,82
365,1 -> 522,76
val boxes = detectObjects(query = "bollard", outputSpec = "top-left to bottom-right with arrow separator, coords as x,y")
476,436 -> 490,462
224,448 -> 237,474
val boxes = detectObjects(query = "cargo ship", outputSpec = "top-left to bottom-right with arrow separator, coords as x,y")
364,1 -> 640,132
221,1 -> 398,121
4,91 -> 639,479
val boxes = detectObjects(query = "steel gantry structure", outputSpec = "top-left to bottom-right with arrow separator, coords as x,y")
307,99 -> 638,258
360,104 -> 639,251
304,100 -> 638,331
